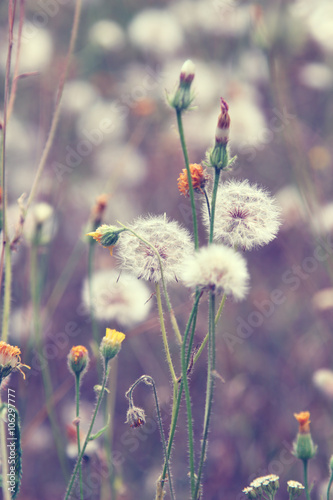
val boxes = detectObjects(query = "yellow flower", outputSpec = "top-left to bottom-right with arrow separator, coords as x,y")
100,328 -> 125,362
0,341 -> 30,383
87,224 -> 124,255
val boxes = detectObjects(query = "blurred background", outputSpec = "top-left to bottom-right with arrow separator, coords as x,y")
1,0 -> 333,498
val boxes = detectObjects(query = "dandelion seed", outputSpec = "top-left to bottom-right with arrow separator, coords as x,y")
202,179 -> 281,250
117,214 -> 193,283
81,269 -> 151,327
181,244 -> 249,300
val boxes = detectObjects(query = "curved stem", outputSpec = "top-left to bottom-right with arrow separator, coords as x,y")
176,109 -> 199,250
155,282 -> 177,384
75,374 -> 83,500
118,223 -> 182,344
65,359 -> 110,500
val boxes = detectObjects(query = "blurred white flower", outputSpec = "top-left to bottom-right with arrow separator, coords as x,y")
298,63 -> 333,89
314,202 -> 333,234
181,244 -> 249,300
202,180 -> 281,250
24,202 -> 57,245
76,100 -> 127,145
275,185 -> 307,230
117,214 -> 193,282
292,0 -> 333,52
312,288 -> 333,311
95,144 -> 147,187
81,269 -> 151,327
89,20 -> 126,51
128,9 -> 184,55
62,80 -> 99,113
18,28 -> 53,72
313,368 -> 333,398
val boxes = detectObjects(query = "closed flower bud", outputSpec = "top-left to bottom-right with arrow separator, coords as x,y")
100,328 -> 125,363
125,405 -> 146,428
293,412 -> 317,461
87,224 -> 125,255
168,59 -> 195,112
207,98 -> 231,170
67,345 -> 89,377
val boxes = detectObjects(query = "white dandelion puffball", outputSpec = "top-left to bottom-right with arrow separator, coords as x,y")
82,270 -> 151,327
203,180 -> 281,250
313,369 -> 333,399
117,214 -> 193,282
181,244 -> 249,300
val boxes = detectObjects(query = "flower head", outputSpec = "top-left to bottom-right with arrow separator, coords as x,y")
293,411 -> 317,461
177,163 -> 208,197
249,475 -> 279,498
215,97 -> 230,145
0,341 -> 30,383
168,59 -> 195,111
87,224 -> 124,255
81,269 -> 151,327
100,328 -> 125,362
67,345 -> 89,377
117,214 -> 193,282
287,480 -> 305,499
202,180 -> 281,250
181,244 -> 249,300
125,405 -> 146,428
294,411 -> 311,434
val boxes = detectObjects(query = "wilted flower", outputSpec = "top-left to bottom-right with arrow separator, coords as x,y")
67,345 -> 89,377
81,269 -> 151,327
177,163 -> 208,197
100,328 -> 125,362
202,180 -> 281,250
181,244 -> 249,300
0,341 -> 30,384
125,405 -> 146,428
87,224 -> 125,255
117,214 -> 193,282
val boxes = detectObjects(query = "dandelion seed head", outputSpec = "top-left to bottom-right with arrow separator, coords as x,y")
81,269 -> 151,327
181,244 -> 249,300
202,180 -> 281,250
117,215 -> 193,283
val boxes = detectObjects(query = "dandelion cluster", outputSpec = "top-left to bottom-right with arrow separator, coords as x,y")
117,214 -> 193,282
202,179 -> 281,250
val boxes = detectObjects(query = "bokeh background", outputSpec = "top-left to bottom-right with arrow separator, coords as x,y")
1,0 -> 333,498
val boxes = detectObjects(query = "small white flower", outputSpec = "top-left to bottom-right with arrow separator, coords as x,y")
203,180 -> 281,250
313,368 -> 333,399
81,270 -> 151,327
181,244 -> 249,300
117,214 -> 193,282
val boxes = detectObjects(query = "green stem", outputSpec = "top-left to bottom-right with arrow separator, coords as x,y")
118,223 -> 182,344
176,109 -> 199,250
0,390 -> 11,500
209,168 -> 221,244
193,293 -> 226,366
65,359 -> 110,500
155,282 -> 177,384
327,469 -> 333,500
1,243 -> 11,342
303,459 -> 311,500
194,292 -> 216,499
75,374 -> 83,500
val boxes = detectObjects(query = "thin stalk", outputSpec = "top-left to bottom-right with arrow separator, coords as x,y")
118,223 -> 182,344
209,168 -> 221,244
176,109 -> 199,250
30,236 -> 68,480
127,375 -> 175,500
303,459 -> 311,500
75,374 -> 83,500
87,239 -> 101,370
0,390 -> 11,500
327,468 -> 333,500
1,244 -> 11,341
203,188 -> 211,220
194,292 -> 216,499
7,0 -> 25,120
193,293 -> 226,366
155,282 -> 177,384
65,359 -> 110,500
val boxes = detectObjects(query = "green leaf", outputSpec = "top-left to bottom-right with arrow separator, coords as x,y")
88,414 -> 110,441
